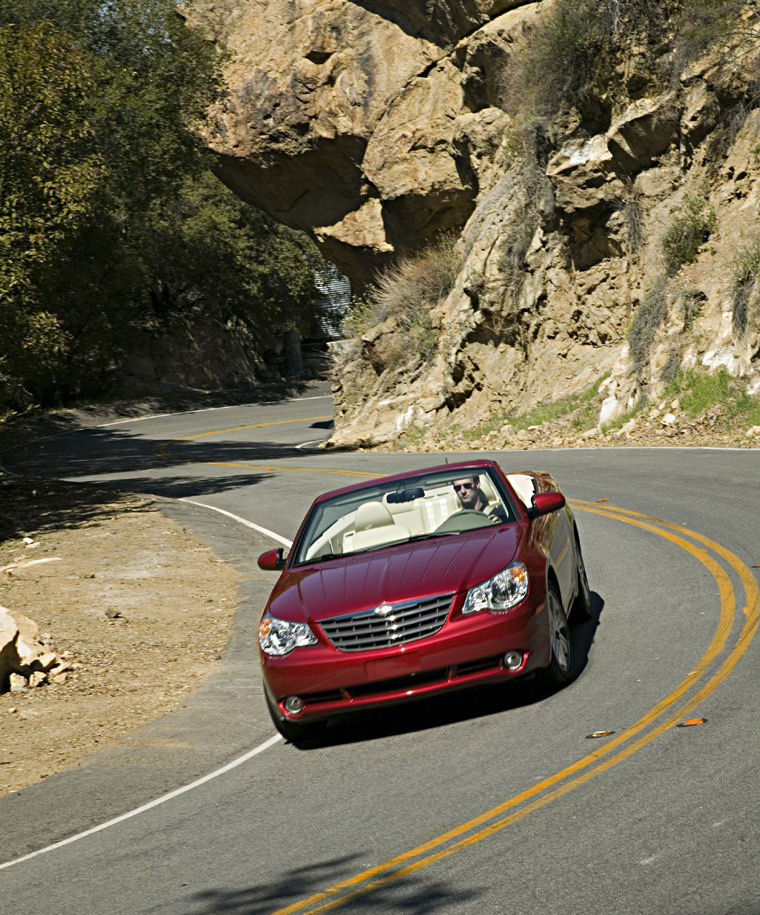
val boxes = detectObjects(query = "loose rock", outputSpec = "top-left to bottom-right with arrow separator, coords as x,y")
0,605 -> 65,693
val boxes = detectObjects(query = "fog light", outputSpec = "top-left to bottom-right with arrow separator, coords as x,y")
503,651 -> 524,671
284,695 -> 304,715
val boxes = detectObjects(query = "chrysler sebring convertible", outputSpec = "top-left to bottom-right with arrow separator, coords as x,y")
257,460 -> 592,743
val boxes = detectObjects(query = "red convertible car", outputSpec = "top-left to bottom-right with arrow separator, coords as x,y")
257,460 -> 592,743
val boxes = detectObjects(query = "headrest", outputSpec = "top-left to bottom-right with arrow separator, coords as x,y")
477,475 -> 497,501
355,500 -> 394,531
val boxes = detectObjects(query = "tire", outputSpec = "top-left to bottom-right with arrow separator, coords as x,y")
265,692 -> 326,747
537,585 -> 573,689
570,540 -> 593,624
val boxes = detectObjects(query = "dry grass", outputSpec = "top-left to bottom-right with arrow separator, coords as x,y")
344,235 -> 459,369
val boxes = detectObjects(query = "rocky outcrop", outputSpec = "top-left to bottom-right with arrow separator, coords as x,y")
189,0 -> 542,286
189,1 -> 760,445
0,605 -> 71,693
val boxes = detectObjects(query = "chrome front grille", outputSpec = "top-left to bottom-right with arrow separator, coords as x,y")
320,593 -> 454,652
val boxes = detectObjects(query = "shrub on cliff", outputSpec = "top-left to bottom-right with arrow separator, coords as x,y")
346,235 -> 459,370
662,195 -> 716,276
731,239 -> 760,335
628,277 -> 668,370
508,0 -> 754,134
507,0 -> 672,130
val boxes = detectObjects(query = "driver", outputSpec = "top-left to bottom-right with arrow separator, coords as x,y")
452,475 -> 508,523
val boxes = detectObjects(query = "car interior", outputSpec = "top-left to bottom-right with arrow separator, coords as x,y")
301,471 -> 522,562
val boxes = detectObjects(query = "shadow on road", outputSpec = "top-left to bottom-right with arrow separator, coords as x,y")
0,474 -> 159,542
187,851 -> 481,914
0,380 -> 326,447
3,424 -> 329,476
0,414 -> 334,539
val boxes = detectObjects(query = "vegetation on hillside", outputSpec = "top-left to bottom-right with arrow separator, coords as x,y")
509,0 -> 753,126
666,369 -> 760,429
0,0 -> 327,414
345,235 -> 459,370
662,196 -> 717,276
391,365 -> 760,451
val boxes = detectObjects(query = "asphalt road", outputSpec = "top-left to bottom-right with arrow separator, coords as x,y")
1,391 -> 759,915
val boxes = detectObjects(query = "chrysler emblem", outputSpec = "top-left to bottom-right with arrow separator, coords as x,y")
374,602 -> 400,637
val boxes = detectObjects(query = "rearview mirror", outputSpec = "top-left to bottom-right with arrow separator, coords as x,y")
528,491 -> 566,518
257,547 -> 286,571
387,487 -> 425,504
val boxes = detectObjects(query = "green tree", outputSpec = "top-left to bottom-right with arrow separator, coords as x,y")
127,171 -> 326,339
0,1 -> 328,408
0,20 -> 102,396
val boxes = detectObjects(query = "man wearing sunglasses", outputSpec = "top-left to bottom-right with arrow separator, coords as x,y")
452,476 -> 508,523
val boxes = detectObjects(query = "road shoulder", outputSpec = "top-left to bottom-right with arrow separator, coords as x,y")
0,487 -> 277,864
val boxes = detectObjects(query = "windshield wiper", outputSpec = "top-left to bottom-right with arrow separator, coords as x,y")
406,531 -> 460,542
297,551 -> 343,564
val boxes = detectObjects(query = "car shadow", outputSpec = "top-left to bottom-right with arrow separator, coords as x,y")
287,592 -> 605,750
566,589 -> 604,684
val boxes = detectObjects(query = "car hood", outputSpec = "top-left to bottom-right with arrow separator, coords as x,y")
266,525 -> 523,623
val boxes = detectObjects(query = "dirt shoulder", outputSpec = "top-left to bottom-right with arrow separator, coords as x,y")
0,382 -> 330,799
0,474 -> 241,797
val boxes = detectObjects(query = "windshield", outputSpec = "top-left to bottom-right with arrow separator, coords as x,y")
291,467 -> 516,566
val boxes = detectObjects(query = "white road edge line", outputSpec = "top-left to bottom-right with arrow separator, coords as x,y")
180,498 -> 293,547
1,498 -> 293,872
297,438 -> 325,449
0,735 -> 282,871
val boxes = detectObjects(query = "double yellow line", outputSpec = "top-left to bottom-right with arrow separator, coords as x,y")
268,500 -> 759,915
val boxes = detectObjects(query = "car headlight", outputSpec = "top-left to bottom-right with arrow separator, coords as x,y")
462,562 -> 529,614
259,613 -> 317,656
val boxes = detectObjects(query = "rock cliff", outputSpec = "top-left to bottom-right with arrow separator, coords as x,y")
189,0 -> 760,445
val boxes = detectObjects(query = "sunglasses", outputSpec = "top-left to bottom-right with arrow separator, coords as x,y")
453,482 -> 475,492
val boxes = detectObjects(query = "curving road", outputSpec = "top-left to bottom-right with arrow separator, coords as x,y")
1,391 -> 759,914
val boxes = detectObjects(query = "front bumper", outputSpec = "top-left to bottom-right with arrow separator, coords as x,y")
261,598 -> 549,721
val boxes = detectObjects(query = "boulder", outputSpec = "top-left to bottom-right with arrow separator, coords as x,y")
0,606 -> 65,693
547,135 -> 620,215
189,0 -> 546,286
0,608 -> 20,691
606,96 -> 679,172
9,673 -> 27,693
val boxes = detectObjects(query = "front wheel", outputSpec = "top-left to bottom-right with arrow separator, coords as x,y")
570,542 -> 593,624
536,585 -> 573,689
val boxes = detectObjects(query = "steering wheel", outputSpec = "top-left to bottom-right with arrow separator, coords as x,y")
434,509 -> 493,534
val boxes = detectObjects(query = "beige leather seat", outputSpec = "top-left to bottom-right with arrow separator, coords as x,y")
345,501 -> 410,551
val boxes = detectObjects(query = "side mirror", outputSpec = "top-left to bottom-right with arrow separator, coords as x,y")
527,491 -> 566,518
257,547 -> 286,571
